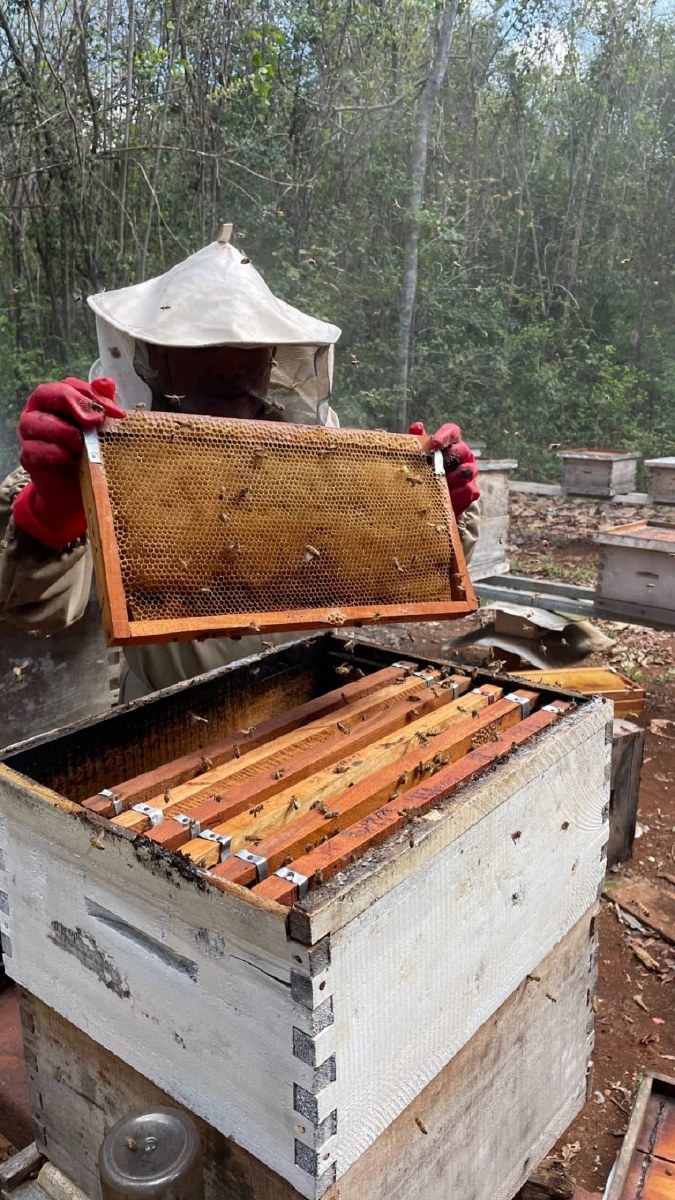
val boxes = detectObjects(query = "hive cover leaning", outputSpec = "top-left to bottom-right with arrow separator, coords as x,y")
80,413 -> 477,645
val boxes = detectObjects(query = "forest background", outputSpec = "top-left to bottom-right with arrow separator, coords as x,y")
0,0 -> 674,482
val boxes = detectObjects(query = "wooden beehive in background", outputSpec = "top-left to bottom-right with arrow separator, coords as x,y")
644,457 -> 675,505
80,415 -> 476,645
595,519 -> 675,625
0,636 -> 609,1200
467,458 -> 518,581
558,449 -> 640,497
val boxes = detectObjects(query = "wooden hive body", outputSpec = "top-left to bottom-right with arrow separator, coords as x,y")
0,636 -> 610,1200
466,458 -> 517,581
558,450 -> 640,497
645,457 -> 675,505
80,416 -> 476,645
595,519 -> 675,623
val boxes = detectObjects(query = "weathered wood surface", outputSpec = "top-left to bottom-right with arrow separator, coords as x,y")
19,912 -> 596,1200
321,704 -> 609,1173
608,719 -> 645,867
0,767 -> 323,1199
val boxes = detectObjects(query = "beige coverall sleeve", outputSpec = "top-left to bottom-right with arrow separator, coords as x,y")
457,498 -> 480,565
0,468 -> 93,635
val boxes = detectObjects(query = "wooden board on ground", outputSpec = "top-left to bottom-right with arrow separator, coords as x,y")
604,876 -> 675,944
604,1072 -> 675,1200
517,668 -> 646,716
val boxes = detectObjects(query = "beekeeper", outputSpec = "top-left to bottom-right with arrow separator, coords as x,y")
0,226 -> 480,700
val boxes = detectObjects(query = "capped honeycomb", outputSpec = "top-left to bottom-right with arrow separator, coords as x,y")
83,413 -> 474,642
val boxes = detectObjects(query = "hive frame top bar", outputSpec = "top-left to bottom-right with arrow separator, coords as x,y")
80,414 -> 477,646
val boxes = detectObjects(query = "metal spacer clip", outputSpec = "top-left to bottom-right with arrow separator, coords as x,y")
472,686 -> 495,704
198,829 -> 232,861
98,788 -> 123,815
506,693 -> 531,718
235,850 -> 269,881
541,703 -> 564,714
445,680 -> 459,698
131,802 -> 165,826
413,670 -> 436,685
83,428 -> 102,464
172,813 -> 201,835
275,867 -> 309,897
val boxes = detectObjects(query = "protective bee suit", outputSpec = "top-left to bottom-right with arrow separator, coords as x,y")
0,227 -> 479,701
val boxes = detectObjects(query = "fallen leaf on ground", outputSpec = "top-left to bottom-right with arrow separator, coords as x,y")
634,994 -> 650,1012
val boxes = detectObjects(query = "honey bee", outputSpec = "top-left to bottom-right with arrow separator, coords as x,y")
250,803 -> 264,817
336,721 -> 350,734
333,762 -> 349,774
245,834 -> 263,845
90,835 -> 105,850
335,664 -> 351,677
273,768 -> 285,780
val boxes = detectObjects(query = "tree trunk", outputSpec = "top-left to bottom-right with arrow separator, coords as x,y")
394,0 -> 460,431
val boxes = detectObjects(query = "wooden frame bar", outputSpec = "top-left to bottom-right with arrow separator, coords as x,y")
207,688 -> 541,882
79,417 -> 477,646
82,662 -> 417,816
111,668 -> 448,831
251,699 -> 570,904
134,676 -> 475,850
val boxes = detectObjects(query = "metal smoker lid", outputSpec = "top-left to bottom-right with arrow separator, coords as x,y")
98,1107 -> 202,1199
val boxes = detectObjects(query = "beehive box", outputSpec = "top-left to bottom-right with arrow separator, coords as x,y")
595,520 -> 675,624
644,457 -> 675,505
0,635 -> 610,1200
558,450 -> 640,497
467,458 -> 517,581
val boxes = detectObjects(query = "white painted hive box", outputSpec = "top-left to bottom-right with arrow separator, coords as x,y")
595,519 -> 675,624
0,637 -> 610,1200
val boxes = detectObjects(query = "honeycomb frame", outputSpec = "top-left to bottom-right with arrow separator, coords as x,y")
80,414 -> 477,646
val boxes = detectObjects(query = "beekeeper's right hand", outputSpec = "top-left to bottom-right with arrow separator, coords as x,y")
13,377 -> 125,549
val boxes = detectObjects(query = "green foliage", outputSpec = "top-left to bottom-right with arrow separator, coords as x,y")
1,0 -> 675,489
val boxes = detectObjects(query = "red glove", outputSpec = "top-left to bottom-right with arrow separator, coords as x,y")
409,421 -> 480,517
14,377 -> 126,549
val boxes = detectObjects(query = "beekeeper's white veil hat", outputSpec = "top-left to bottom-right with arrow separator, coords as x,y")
87,224 -> 342,424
